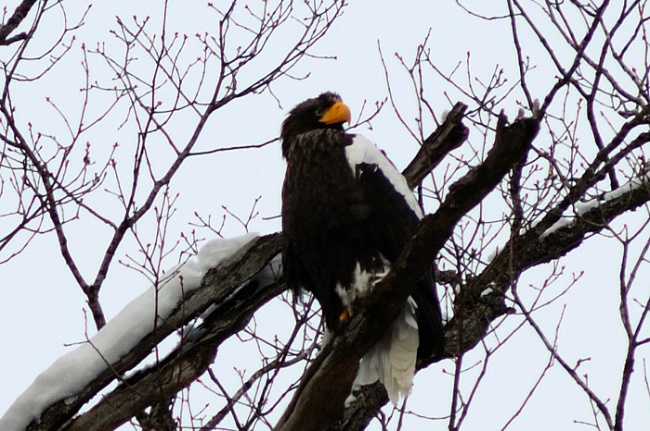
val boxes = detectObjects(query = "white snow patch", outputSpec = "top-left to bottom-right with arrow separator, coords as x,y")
539,217 -> 572,238
0,233 -> 258,431
539,173 -> 649,239
345,134 -> 424,218
486,246 -> 500,263
184,253 -> 282,344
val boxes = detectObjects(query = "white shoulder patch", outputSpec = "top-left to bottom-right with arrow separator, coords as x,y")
344,135 -> 423,218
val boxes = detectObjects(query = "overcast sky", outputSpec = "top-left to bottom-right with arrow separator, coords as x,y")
1,1 -> 648,430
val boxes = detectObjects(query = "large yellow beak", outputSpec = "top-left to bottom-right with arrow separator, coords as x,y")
319,101 -> 352,125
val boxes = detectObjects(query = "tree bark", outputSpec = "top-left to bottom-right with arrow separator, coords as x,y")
275,114 -> 540,431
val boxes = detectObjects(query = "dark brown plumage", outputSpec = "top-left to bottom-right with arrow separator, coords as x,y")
281,92 -> 444,364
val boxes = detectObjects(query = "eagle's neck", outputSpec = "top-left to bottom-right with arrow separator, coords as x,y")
282,128 -> 350,160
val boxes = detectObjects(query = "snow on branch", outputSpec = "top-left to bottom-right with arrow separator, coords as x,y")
1,233 -> 282,431
540,171 -> 650,239
337,133 -> 650,430
444,169 -> 650,359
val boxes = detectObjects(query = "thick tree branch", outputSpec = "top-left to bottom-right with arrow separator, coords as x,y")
0,0 -> 36,46
63,275 -> 286,431
402,102 -> 469,189
28,106 -> 650,431
21,97 -> 467,431
336,144 -> 650,431
3,1 -> 649,429
276,114 -> 540,431
27,234 -> 283,431
444,171 -> 650,357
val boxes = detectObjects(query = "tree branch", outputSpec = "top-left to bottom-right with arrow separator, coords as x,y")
27,234 -> 283,431
0,0 -> 36,46
28,106 -> 650,431
20,95 -> 467,431
337,136 -> 650,431
63,276 -> 286,431
276,114 -> 540,431
402,102 -> 469,189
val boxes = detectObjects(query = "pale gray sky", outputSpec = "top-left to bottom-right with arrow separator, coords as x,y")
1,1 -> 648,430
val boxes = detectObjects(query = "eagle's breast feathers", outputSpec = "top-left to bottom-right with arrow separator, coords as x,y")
280,92 -> 444,404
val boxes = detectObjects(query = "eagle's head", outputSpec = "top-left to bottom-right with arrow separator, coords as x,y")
281,92 -> 352,145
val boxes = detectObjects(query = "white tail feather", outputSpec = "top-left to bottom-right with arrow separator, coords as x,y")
352,297 -> 419,405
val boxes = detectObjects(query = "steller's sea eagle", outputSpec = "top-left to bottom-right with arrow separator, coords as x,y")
280,92 -> 444,404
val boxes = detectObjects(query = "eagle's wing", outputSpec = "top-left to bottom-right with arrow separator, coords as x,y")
344,134 -> 444,403
345,134 -> 423,217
